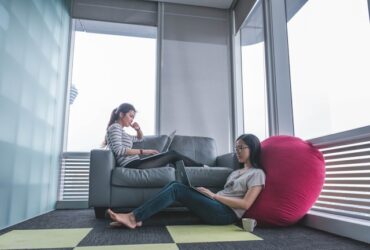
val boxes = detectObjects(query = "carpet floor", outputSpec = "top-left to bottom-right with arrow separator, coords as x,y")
0,209 -> 368,250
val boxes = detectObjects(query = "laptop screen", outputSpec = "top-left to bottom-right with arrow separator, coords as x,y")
162,130 -> 176,152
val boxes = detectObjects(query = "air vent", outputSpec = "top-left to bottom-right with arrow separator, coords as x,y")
58,152 -> 90,201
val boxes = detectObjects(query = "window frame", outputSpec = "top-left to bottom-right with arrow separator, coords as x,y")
62,19 -> 160,152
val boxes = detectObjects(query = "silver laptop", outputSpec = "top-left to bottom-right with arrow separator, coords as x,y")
140,130 -> 176,160
161,130 -> 176,152
175,160 -> 213,199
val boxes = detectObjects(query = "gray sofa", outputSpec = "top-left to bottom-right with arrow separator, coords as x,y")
89,134 -> 239,218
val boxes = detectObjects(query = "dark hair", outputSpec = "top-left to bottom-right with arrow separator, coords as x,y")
102,103 -> 137,146
236,134 -> 262,169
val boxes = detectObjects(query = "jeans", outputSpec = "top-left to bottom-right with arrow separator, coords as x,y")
125,150 -> 203,169
132,181 -> 238,225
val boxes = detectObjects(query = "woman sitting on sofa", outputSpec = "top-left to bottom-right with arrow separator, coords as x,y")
108,133 -> 266,228
104,103 -> 202,169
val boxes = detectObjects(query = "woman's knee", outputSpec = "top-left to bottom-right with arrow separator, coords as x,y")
168,150 -> 181,157
167,181 -> 188,196
167,181 -> 183,189
167,180 -> 178,186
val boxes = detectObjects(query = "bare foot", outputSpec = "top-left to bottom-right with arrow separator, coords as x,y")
109,221 -> 123,228
109,221 -> 142,228
107,209 -> 137,229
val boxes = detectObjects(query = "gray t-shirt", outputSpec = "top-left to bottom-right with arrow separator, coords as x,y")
217,167 -> 266,218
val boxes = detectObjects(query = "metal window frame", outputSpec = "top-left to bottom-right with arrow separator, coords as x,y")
61,19 -> 76,153
230,19 -> 245,141
62,6 -> 161,150
233,0 -> 295,140
309,125 -> 370,149
155,2 -> 163,135
263,0 -> 294,136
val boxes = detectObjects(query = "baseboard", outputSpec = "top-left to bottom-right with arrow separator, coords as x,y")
55,200 -> 89,209
302,210 -> 370,244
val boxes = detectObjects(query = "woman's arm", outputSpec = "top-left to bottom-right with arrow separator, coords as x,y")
106,124 -> 127,156
131,122 -> 143,140
197,186 -> 263,210
125,149 -> 159,155
214,186 -> 263,210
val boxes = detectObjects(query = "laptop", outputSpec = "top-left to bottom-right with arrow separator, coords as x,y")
140,130 -> 176,160
161,130 -> 177,152
175,160 -> 213,199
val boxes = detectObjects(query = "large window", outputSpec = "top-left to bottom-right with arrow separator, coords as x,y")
66,22 -> 157,151
287,0 -> 370,139
240,2 -> 269,141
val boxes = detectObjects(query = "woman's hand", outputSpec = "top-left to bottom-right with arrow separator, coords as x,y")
131,122 -> 141,131
131,122 -> 143,140
196,187 -> 216,199
143,149 -> 159,155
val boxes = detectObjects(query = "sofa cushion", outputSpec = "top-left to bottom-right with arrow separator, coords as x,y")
133,135 -> 169,154
169,135 -> 218,166
112,166 -> 175,188
183,166 -> 233,187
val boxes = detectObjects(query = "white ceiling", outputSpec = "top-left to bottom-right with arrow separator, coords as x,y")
145,0 -> 235,9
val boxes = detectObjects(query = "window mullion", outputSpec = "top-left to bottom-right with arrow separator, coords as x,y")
263,0 -> 294,136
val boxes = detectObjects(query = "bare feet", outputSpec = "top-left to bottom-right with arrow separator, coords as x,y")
109,221 -> 143,228
107,209 -> 137,229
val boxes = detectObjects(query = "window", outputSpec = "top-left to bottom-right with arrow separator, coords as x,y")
240,2 -> 269,141
66,21 -> 157,151
287,0 -> 370,139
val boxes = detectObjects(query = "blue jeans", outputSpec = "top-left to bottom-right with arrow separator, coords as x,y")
132,181 -> 238,225
125,150 -> 203,169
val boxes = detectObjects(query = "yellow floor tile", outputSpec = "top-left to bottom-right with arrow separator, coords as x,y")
0,228 -> 92,249
166,224 -> 263,243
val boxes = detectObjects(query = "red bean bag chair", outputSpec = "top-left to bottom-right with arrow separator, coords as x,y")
244,135 -> 325,227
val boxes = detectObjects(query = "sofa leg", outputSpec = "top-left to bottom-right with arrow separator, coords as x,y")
94,207 -> 107,219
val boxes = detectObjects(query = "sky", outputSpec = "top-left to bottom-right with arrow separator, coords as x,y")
241,0 -> 370,140
287,0 -> 370,139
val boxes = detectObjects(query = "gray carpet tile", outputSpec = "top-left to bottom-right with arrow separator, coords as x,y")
178,239 -> 370,250
135,210 -> 203,226
1,209 -> 369,250
18,249 -> 74,250
77,225 -> 174,246
1,210 -> 99,232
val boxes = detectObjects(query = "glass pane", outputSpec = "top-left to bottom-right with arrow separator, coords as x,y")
287,0 -> 370,139
67,29 -> 157,151
240,1 -> 269,141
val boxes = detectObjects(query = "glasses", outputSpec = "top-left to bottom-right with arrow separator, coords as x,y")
234,146 -> 249,152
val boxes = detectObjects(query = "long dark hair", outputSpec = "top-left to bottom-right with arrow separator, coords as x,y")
236,134 -> 262,169
102,103 -> 137,146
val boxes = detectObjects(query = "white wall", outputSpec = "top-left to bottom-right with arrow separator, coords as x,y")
160,3 -> 233,154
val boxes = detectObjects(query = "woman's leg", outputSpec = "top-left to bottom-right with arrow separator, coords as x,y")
108,181 -> 180,228
125,150 -> 203,169
108,181 -> 237,228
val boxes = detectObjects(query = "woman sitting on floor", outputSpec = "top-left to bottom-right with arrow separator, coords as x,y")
108,134 -> 266,228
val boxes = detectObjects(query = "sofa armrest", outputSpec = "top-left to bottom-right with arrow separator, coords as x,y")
88,149 -> 115,207
216,153 -> 240,170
